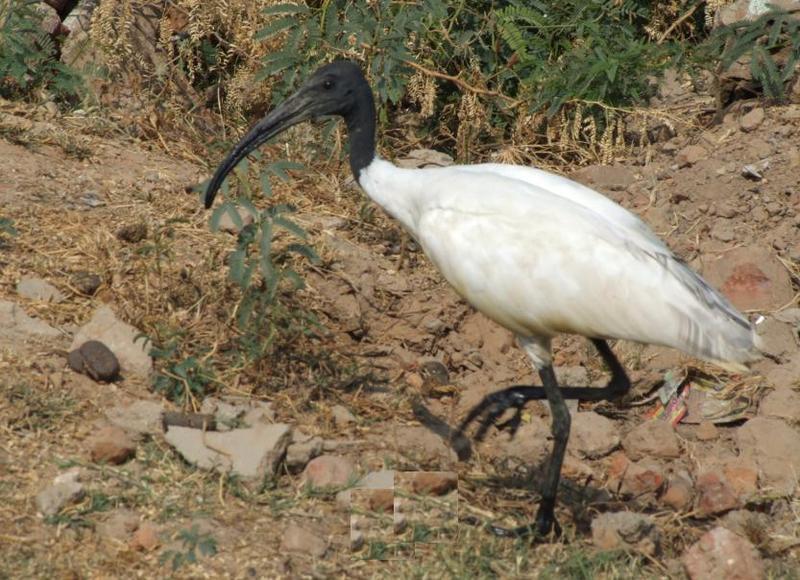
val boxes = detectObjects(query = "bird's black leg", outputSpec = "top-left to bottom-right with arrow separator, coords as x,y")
480,365 -> 570,539
455,339 -> 630,442
455,339 -> 632,539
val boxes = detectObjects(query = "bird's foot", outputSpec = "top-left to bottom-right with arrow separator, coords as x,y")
465,504 -> 561,541
454,385 -> 544,443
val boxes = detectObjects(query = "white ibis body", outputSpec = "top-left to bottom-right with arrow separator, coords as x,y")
205,61 -> 761,538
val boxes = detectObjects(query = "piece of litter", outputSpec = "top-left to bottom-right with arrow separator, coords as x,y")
647,369 -> 753,426
741,165 -> 762,180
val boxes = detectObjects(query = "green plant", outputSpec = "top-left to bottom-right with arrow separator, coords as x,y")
159,524 -> 217,571
150,333 -> 217,405
0,216 -> 17,249
208,159 -> 320,364
254,1 -> 685,162
701,5 -> 800,100
0,0 -> 84,103
43,491 -> 115,530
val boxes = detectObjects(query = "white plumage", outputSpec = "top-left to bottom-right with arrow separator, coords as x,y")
359,157 -> 761,371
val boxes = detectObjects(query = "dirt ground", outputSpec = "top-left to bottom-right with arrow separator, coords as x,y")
1,87 -> 799,579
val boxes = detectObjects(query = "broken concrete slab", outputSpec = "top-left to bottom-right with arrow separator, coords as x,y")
165,423 -> 291,479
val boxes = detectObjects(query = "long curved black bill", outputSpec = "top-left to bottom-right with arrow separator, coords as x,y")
204,92 -> 313,209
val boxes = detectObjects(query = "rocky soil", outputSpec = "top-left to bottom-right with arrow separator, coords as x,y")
1,91 -> 799,578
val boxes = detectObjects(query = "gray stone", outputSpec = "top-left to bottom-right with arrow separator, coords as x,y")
165,423 -> 291,479
70,306 -> 152,377
286,430 -> 324,472
106,400 -> 164,435
280,521 -> 327,557
570,411 -> 620,459
17,277 -> 65,303
623,420 -> 681,460
36,468 -> 85,516
331,404 -> 356,426
200,396 -> 275,430
591,511 -> 659,555
0,300 -> 60,339
740,108 -> 765,132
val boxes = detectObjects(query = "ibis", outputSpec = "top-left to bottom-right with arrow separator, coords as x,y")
204,61 -> 761,539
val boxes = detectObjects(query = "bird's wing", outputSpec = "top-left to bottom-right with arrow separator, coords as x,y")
414,170 -> 759,370
455,163 -> 669,255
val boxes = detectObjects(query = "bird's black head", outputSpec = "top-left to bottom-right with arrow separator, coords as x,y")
204,60 -> 374,209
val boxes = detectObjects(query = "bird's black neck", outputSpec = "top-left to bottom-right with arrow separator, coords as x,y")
343,81 -> 376,184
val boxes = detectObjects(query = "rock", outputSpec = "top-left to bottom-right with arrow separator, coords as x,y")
571,165 -> 636,192
755,318 -> 796,360
36,468 -> 84,516
216,206 -> 255,234
716,0 -> 800,27
331,404 -> 356,427
68,340 -> 120,382
97,509 -> 140,543
116,223 -> 147,243
737,417 -> 800,495
740,108 -> 765,132
696,422 -> 719,441
130,522 -> 160,551
106,400 -> 164,435
87,425 -> 137,464
661,475 -> 693,511
676,145 -> 707,168
702,247 -> 794,311
280,522 -> 327,557
286,430 -> 324,472
302,455 -> 355,488
682,526 -> 764,580
391,425 -> 458,465
620,461 -> 666,498
570,411 -> 620,459
696,472 -> 740,516
0,300 -> 60,339
759,388 -> 800,420
241,402 -> 276,427
17,277 -> 65,303
71,271 -> 102,296
395,149 -> 454,169
70,306 -> 152,377
723,461 -> 758,500
60,0 -> 101,68
200,396 -> 275,430
404,471 -> 457,495
165,423 -> 291,479
622,421 -> 680,461
591,512 -> 659,555
335,469 -> 394,510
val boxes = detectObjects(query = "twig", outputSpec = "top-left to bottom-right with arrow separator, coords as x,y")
657,1 -> 702,44
402,60 -> 521,106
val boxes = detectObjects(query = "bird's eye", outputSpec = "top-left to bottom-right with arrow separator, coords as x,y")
323,79 -> 334,90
